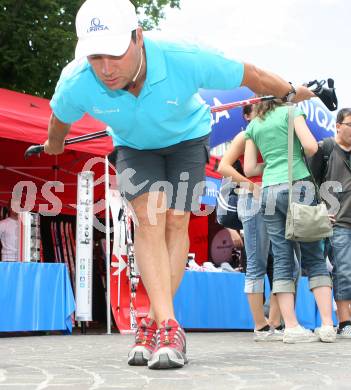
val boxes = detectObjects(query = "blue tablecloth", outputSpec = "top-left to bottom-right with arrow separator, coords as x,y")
174,271 -> 256,329
174,271 -> 321,330
0,262 -> 75,333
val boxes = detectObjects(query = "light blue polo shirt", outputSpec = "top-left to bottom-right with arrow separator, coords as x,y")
50,38 -> 244,150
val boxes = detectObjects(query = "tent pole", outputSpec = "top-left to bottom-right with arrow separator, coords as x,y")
105,156 -> 112,335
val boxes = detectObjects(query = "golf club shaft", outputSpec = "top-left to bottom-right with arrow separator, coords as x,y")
210,95 -> 274,113
64,130 -> 108,145
25,88 -> 321,157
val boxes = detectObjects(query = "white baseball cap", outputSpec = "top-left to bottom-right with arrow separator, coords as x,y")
75,0 -> 139,60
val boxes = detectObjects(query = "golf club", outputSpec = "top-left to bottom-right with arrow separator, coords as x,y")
24,78 -> 337,158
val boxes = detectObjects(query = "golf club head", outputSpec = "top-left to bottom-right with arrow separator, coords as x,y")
327,78 -> 334,89
24,145 -> 45,159
317,78 -> 338,111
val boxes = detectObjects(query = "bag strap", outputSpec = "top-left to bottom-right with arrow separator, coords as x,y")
287,105 -> 322,204
287,105 -> 295,205
321,137 -> 336,180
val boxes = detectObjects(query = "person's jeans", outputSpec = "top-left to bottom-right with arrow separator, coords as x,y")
330,226 -> 351,301
261,184 -> 331,294
238,193 -> 269,294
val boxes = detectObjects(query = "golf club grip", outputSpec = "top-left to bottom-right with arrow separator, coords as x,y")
24,144 -> 45,158
64,130 -> 108,145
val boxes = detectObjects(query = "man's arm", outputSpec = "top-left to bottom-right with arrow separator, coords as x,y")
241,63 -> 315,103
44,113 -> 71,155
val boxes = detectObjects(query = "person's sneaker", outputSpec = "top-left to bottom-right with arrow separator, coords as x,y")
283,325 -> 319,344
128,318 -> 157,366
148,319 -> 188,369
254,327 -> 284,342
314,325 -> 337,343
337,324 -> 351,338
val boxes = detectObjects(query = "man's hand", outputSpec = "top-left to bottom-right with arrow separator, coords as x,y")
45,113 -> 71,155
292,85 -> 315,104
43,139 -> 65,155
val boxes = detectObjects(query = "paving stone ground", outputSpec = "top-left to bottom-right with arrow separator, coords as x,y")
0,331 -> 350,390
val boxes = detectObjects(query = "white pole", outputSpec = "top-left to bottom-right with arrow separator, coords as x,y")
117,217 -> 121,312
105,157 -> 112,335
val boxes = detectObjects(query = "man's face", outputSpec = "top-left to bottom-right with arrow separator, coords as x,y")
87,29 -> 143,90
336,114 -> 351,147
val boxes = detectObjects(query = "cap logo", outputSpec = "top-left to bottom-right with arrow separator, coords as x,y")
87,18 -> 109,33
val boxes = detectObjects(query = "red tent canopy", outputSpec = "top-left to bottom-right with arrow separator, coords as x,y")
0,88 -> 113,155
0,88 -> 114,214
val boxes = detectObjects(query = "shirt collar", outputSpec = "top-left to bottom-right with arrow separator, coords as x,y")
143,37 -> 167,86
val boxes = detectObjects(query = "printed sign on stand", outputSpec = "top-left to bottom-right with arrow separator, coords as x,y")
75,171 -> 94,322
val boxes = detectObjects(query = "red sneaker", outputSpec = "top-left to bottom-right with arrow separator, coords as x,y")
128,318 -> 157,366
148,319 -> 188,369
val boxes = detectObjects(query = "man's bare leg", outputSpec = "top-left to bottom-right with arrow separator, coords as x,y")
148,209 -> 191,319
166,210 -> 191,295
131,192 -> 175,325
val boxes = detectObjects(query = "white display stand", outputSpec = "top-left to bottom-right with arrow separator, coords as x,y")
75,171 -> 94,322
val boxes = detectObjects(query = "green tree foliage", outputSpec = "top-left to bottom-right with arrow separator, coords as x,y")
0,0 -> 180,97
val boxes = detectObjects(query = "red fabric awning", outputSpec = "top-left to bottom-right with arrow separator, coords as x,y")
0,88 -> 112,155
0,88 -> 113,214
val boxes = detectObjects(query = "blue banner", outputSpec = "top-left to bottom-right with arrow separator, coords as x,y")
298,99 -> 336,141
200,87 -> 252,148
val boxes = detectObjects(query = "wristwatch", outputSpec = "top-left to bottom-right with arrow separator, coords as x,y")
282,83 -> 296,103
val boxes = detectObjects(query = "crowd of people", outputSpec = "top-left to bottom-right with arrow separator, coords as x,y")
219,102 -> 351,345
219,100 -> 351,343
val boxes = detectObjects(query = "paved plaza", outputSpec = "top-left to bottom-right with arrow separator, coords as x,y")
0,331 -> 350,389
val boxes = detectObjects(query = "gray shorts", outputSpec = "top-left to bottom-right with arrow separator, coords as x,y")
114,134 -> 210,212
